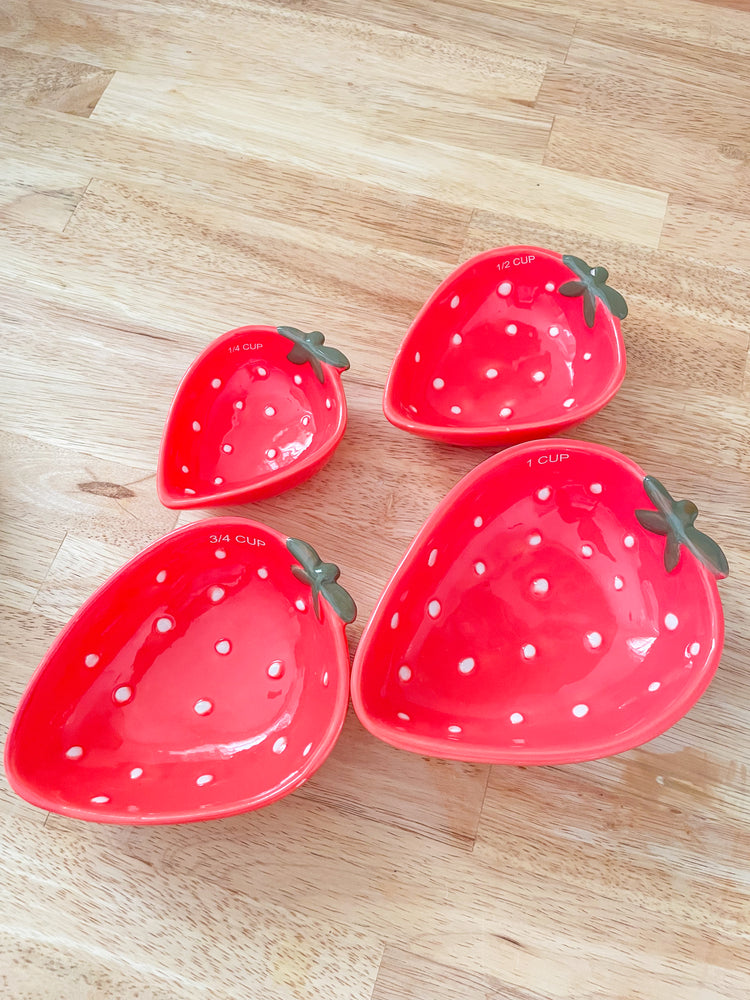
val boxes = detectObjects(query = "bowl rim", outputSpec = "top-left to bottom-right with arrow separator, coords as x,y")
157,324 -> 348,508
350,438 -> 725,765
4,516 -> 351,824
383,246 -> 627,443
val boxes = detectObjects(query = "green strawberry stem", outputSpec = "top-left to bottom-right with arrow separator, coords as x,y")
277,326 -> 350,384
286,538 -> 357,623
635,476 -> 729,579
558,254 -> 628,329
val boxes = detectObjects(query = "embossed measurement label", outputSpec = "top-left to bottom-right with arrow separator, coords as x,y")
527,453 -> 569,467
498,254 -> 535,271
209,533 -> 266,545
228,342 -> 263,352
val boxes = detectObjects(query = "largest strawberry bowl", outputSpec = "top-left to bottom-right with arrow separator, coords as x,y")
351,440 -> 728,764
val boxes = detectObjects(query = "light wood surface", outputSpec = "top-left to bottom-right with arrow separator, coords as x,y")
1,1 -> 749,997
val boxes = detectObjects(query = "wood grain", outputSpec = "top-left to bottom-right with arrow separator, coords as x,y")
1,1 -> 749,997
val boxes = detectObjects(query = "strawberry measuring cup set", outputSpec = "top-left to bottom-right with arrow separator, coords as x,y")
5,246 -> 729,825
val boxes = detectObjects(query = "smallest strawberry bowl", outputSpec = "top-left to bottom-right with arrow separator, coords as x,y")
4,518 -> 356,824
351,440 -> 728,765
383,247 -> 627,446
157,325 -> 350,508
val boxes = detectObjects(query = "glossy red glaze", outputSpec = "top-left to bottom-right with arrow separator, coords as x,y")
351,440 -> 724,764
384,247 -> 626,445
157,326 -> 347,508
5,519 -> 351,824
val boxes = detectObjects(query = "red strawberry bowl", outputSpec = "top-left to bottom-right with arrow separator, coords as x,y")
351,440 -> 727,765
157,325 -> 350,508
383,247 -> 627,446
4,519 -> 356,824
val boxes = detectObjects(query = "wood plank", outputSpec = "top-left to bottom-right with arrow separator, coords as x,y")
660,203 -> 750,270
0,45 -> 113,116
0,156 -> 90,233
0,514 -> 64,613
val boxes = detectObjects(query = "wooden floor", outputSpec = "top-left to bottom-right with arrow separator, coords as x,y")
2,1 -> 750,997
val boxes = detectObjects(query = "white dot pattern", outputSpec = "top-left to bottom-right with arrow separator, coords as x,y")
215,639 -> 231,654
267,660 -> 283,679
194,699 -> 212,715
399,665 -> 412,682
510,712 -> 524,724
390,612 -> 400,629
586,631 -> 602,649
85,653 -> 100,668
65,746 -> 83,759
486,368 -> 498,379
497,282 -> 512,296
433,378 -> 445,390
156,617 -> 174,633
427,599 -> 441,618
572,704 -> 589,718
458,657 -> 475,674
114,685 -> 132,703
273,737 -> 287,754
474,561 -> 486,575
500,406 -> 512,418
428,548 -> 438,567
664,613 -> 679,631
521,644 -> 536,659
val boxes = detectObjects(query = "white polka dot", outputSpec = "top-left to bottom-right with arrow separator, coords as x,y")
209,586 -> 225,602
267,660 -> 284,679
433,378 -> 445,390
499,406 -> 513,418
624,535 -> 635,548
452,334 -> 462,346
156,570 -> 167,584
427,599 -> 441,618
303,742 -> 313,757
689,642 -> 701,656
397,712 -> 410,721
181,465 -> 189,474
486,368 -> 499,379
234,400 -> 244,410
648,681 -> 661,692
549,326 -> 560,337
390,612 -> 400,629
91,795 -> 109,804
450,295 -> 460,308
448,724 -> 462,734
192,421 -> 201,432
474,516 -> 483,527
322,671 -> 330,688
215,639 -> 231,655
581,544 -> 593,558
532,577 -> 549,595
586,631 -> 602,649
130,767 -> 143,779
583,352 -> 592,360
497,282 -> 512,296
398,665 -> 412,682
211,378 -> 221,388
222,444 -> 232,454
294,374 -> 302,385
521,644 -> 536,659
325,398 -> 332,409
184,488 -> 196,495
215,548 -> 227,559
264,405 -> 276,417
273,736 -> 287,754
301,416 -> 311,427
196,774 -> 213,786
414,351 -> 421,362
505,323 -> 518,335
474,561 -> 486,575
65,746 -> 83,760
563,398 -> 575,408
528,533 -> 542,546
664,613 -> 679,631
510,712 -> 524,725
85,653 -> 99,668
450,405 -> 462,415
194,699 -> 212,715
545,282 -> 555,292
590,483 -> 603,494
428,548 -> 438,567
114,685 -> 132,703
532,371 -> 545,383
156,617 -> 174,633
257,367 -> 267,377
295,598 -> 306,611
458,657 -> 475,675
614,576 -> 624,590
213,476 -> 223,485
572,704 -> 589,718
536,487 -> 551,501
266,448 -> 277,459
257,567 -> 268,579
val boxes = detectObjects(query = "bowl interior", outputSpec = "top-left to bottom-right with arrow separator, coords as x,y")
7,521 -> 348,822
161,327 -> 343,501
354,443 -> 721,762
386,249 -> 623,433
